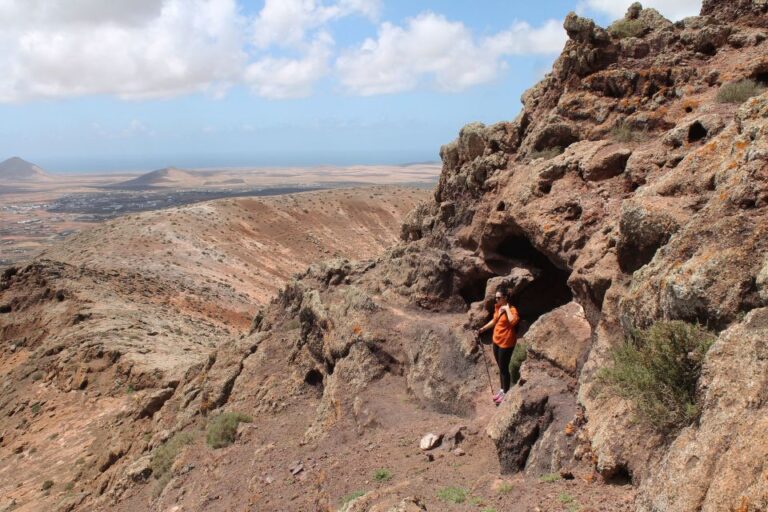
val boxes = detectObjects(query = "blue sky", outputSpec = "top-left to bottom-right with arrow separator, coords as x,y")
0,0 -> 701,173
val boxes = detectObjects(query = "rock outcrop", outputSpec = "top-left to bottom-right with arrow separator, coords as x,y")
3,1 -> 767,511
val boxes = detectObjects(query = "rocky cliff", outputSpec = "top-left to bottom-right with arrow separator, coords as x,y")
2,1 -> 767,511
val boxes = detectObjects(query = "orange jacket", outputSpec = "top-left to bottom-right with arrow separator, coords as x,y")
493,304 -> 519,349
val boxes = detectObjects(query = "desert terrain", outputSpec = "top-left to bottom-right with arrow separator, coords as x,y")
0,159 -> 439,266
2,1 -> 768,512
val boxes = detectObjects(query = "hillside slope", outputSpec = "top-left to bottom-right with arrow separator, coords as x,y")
112,1 -> 765,511
0,186 -> 426,511
2,1 -> 768,511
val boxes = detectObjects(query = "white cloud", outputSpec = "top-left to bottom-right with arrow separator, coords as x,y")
0,0 -> 571,102
251,0 -> 380,49
0,0 -> 247,102
579,0 -> 702,21
245,33 -> 332,99
335,13 -> 566,96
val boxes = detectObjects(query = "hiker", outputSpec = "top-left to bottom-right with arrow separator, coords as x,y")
477,288 -> 519,405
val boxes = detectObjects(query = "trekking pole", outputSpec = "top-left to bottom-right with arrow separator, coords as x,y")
475,333 -> 495,397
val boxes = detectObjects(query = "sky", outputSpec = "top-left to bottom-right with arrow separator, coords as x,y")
0,0 -> 702,173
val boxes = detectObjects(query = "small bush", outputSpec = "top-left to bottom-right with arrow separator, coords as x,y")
373,468 -> 392,482
206,412 -> 252,449
540,473 -> 561,483
41,480 -> 54,491
608,18 -> 646,39
437,487 -> 467,504
610,121 -> 649,143
598,320 -> 715,433
151,431 -> 195,496
529,146 -> 563,161
716,79 -> 766,104
339,490 -> 365,507
496,482 -> 514,494
30,402 -> 42,414
509,342 -> 527,386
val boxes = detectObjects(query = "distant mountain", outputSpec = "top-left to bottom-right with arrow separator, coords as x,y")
107,167 -> 207,189
0,157 -> 51,181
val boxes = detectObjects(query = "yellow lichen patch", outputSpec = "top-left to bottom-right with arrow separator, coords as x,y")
733,496 -> 749,512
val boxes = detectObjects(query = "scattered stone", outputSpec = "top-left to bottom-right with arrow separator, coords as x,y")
453,448 -> 466,456
444,425 -> 467,449
424,453 -> 434,462
386,496 -> 427,512
126,455 -> 152,482
419,433 -> 442,451
288,462 -> 303,475
134,387 -> 174,419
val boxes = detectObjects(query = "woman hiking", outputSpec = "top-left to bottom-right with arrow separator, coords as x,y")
477,288 -> 519,405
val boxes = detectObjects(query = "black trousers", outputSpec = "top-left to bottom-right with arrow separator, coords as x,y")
493,343 -> 514,392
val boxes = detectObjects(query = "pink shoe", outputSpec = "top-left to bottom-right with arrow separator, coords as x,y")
492,389 -> 504,401
493,391 -> 505,405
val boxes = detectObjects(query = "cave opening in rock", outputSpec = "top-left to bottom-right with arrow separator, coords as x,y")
687,121 -> 707,143
304,368 -> 324,388
604,465 -> 632,486
493,235 -> 573,327
459,279 -> 489,305
753,71 -> 768,87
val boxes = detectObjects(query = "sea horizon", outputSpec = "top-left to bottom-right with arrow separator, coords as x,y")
20,150 -> 441,175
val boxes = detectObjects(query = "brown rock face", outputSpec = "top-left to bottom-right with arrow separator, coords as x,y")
635,308 -> 768,512
702,0 -> 768,27
5,2 -> 768,511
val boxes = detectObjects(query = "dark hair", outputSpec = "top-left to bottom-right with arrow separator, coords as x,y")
496,287 -> 513,301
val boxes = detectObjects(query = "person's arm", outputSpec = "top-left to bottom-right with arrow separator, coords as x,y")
478,318 -> 496,334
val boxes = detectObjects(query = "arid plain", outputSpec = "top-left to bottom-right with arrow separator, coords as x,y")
0,159 -> 439,267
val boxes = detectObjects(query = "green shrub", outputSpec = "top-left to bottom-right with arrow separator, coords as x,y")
539,473 -> 560,483
373,468 -> 392,482
716,79 -> 766,104
206,412 -> 252,449
339,490 -> 365,507
496,482 -> 514,494
529,146 -> 563,161
41,480 -> 54,491
30,402 -> 42,414
151,431 -> 195,484
437,487 -> 467,504
610,121 -> 649,143
598,320 -> 715,433
608,18 -> 646,39
509,342 -> 527,386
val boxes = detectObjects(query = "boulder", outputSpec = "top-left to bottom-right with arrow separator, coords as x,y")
386,497 -> 427,512
524,302 -> 591,376
419,433 -> 442,451
581,145 -> 632,181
